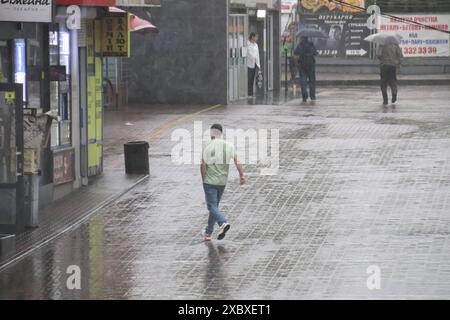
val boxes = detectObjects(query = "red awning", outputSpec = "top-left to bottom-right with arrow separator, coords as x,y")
108,7 -> 159,34
57,0 -> 116,6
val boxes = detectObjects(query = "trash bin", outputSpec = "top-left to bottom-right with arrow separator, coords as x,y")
124,141 -> 150,174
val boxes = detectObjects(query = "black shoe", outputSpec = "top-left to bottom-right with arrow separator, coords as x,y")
383,100 -> 388,105
392,96 -> 397,103
311,97 -> 316,101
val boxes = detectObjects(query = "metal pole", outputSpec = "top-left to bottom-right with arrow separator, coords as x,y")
283,38 -> 288,93
70,28 -> 81,189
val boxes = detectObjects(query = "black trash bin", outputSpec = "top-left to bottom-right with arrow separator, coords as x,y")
124,141 -> 150,174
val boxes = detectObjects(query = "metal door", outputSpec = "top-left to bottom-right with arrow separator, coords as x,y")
0,84 -> 24,234
266,14 -> 274,91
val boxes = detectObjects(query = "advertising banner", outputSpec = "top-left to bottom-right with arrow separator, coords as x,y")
299,13 -> 370,57
0,0 -> 53,23
53,148 -> 74,185
378,14 -> 450,57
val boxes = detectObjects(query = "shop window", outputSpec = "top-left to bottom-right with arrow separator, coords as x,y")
0,40 -> 11,83
27,35 -> 42,109
49,24 -> 72,148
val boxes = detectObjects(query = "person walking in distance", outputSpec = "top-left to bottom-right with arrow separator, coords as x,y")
294,36 -> 318,103
247,32 -> 261,97
201,124 -> 246,241
376,42 -> 403,105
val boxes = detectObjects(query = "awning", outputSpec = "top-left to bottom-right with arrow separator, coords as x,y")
108,7 -> 159,34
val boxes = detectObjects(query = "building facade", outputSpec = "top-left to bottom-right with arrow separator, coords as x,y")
125,0 -> 281,105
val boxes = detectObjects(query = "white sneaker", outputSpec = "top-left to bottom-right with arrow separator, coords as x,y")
202,230 -> 212,241
217,223 -> 230,240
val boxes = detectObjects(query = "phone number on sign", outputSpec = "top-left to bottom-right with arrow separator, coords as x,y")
403,47 -> 438,55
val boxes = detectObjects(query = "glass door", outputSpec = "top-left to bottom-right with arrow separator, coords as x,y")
0,83 -> 24,233
237,15 -> 248,100
229,14 -> 249,102
266,14 -> 274,91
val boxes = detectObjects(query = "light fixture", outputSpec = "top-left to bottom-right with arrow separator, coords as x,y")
257,9 -> 266,19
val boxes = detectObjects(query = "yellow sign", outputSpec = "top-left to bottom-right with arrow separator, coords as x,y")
300,0 -> 365,13
101,15 -> 130,57
5,91 -> 15,102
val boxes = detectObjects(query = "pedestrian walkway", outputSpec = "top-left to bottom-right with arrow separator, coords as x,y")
1,86 -> 450,299
0,104 -> 218,267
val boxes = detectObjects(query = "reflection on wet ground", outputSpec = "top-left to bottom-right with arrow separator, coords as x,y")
1,86 -> 450,299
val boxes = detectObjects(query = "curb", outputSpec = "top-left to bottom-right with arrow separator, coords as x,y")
0,175 -> 149,273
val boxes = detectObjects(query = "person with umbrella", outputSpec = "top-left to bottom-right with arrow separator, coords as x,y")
294,31 -> 322,103
365,33 -> 404,105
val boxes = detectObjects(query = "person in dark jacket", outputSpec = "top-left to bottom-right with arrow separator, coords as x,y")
376,43 -> 403,105
294,36 -> 318,103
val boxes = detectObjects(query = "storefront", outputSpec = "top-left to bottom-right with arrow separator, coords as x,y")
0,1 -> 53,233
228,0 -> 281,102
0,1 -> 158,235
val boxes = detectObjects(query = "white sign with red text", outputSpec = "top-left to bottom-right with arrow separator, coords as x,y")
378,14 -> 450,57
0,0 -> 53,23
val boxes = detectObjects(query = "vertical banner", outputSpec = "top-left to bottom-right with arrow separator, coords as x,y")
86,20 -> 98,176
100,14 -> 130,57
94,20 -> 103,172
378,14 -> 450,57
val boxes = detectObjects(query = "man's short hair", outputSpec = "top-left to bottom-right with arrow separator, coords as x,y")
211,124 -> 223,133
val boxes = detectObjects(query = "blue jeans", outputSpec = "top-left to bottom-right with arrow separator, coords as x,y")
299,64 -> 316,100
203,183 -> 227,235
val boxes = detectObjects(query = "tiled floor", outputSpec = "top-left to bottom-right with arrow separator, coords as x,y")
1,86 -> 450,299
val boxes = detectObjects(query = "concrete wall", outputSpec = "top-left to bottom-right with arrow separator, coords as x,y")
126,0 -> 228,105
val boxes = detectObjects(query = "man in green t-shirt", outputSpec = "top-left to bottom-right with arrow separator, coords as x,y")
200,124 -> 245,241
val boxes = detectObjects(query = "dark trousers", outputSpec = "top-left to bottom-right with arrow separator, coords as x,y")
299,64 -> 316,101
380,65 -> 398,103
248,67 -> 257,96
288,56 -> 297,82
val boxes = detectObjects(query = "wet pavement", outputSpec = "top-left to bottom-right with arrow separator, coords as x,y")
1,86 -> 450,299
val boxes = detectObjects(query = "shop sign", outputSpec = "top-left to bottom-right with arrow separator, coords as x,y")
0,0 -> 53,23
100,15 -> 130,57
66,5 -> 81,30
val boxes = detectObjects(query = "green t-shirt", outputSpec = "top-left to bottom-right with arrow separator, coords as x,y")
202,138 -> 235,186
